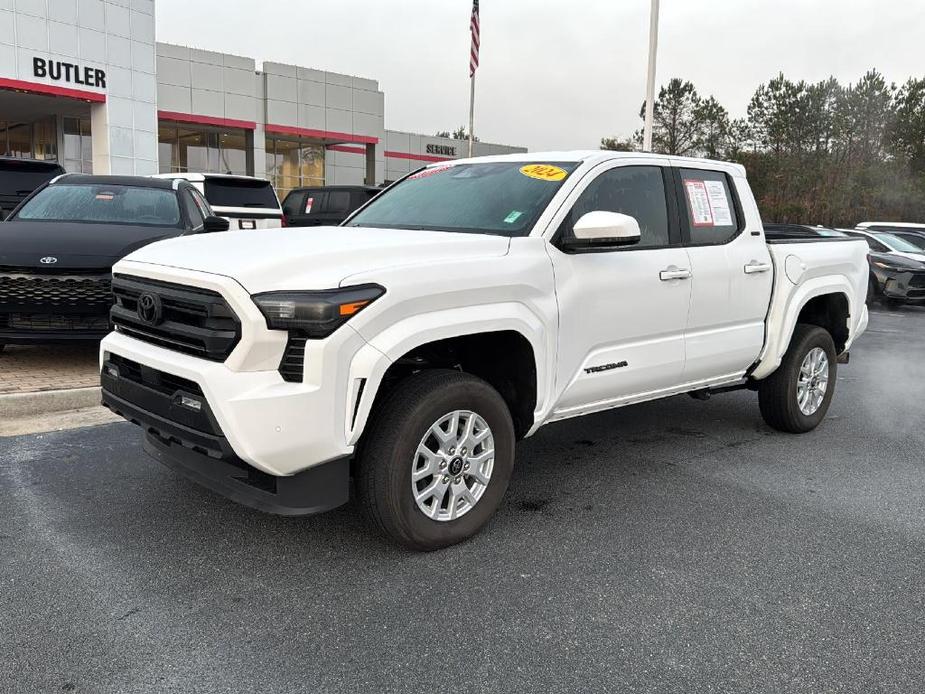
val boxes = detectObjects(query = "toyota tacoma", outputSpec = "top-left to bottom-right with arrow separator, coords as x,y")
100,152 -> 869,550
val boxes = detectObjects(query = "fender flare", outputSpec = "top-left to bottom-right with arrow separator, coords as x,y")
751,275 -> 854,380
343,302 -> 550,445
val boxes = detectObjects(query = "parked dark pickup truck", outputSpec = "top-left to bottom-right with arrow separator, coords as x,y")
0,174 -> 227,348
281,185 -> 381,227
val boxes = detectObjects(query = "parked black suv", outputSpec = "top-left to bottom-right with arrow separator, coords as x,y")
281,185 -> 380,226
0,157 -> 66,220
0,174 -> 228,347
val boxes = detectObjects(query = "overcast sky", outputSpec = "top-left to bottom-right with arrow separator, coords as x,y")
156,0 -> 923,151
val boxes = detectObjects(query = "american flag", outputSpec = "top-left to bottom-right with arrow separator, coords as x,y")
469,0 -> 480,77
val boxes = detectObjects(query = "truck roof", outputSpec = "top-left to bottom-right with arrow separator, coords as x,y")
437,150 -> 747,176
153,172 -> 273,184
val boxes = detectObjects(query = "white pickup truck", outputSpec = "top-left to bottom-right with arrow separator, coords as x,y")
100,152 -> 869,550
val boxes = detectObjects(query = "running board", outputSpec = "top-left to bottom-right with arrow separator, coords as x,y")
687,382 -> 749,401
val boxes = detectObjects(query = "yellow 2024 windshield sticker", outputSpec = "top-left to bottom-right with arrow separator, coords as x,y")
519,164 -> 567,181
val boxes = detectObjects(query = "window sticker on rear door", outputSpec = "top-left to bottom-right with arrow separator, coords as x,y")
703,180 -> 733,226
683,180 -> 714,227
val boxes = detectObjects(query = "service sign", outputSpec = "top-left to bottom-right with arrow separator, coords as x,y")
426,143 -> 456,157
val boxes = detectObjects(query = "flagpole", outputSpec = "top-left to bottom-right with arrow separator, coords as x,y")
468,0 -> 479,157
643,0 -> 659,152
468,74 -> 475,157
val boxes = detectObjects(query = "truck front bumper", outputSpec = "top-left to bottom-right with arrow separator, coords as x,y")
100,329 -> 363,477
100,354 -> 350,516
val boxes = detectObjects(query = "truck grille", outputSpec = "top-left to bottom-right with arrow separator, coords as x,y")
110,274 -> 241,362
0,269 -> 112,308
5,313 -> 110,332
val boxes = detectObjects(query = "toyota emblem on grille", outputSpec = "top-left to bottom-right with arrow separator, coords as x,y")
40,256 -> 58,264
137,292 -> 163,326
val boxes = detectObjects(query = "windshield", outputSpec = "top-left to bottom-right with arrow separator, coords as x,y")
346,162 -> 578,237
873,232 -> 925,253
14,184 -> 181,227
204,178 -> 280,209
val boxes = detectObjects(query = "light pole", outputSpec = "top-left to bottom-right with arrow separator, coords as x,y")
643,0 -> 660,152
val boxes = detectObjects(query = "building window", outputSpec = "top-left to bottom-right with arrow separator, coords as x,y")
158,124 -> 250,176
0,117 -> 59,162
63,118 -> 92,173
265,136 -> 325,200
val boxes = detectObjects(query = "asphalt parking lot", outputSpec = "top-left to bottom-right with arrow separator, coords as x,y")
2,305 -> 924,694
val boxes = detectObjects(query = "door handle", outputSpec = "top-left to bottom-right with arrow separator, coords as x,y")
659,267 -> 692,281
744,260 -> 772,274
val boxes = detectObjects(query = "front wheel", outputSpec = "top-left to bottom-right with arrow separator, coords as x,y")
355,369 -> 515,550
758,324 -> 837,433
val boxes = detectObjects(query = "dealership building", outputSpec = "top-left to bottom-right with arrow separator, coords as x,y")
0,0 -> 525,198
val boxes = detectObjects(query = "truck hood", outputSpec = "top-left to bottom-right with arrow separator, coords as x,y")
120,226 -> 512,292
0,220 -> 180,270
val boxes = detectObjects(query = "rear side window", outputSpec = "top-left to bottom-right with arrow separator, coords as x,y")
282,191 -> 304,217
559,165 -> 670,248
679,169 -> 740,245
0,160 -> 63,195
203,179 -> 279,209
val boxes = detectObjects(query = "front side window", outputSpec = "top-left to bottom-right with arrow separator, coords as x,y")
347,162 -> 578,237
13,184 -> 181,227
679,168 -> 740,245
190,188 -> 212,219
872,232 -> 925,254
325,191 -> 351,213
182,190 -> 205,229
847,232 -> 888,253
558,165 -> 670,248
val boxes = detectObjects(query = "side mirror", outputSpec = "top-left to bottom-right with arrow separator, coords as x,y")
568,211 -> 641,248
202,215 -> 230,233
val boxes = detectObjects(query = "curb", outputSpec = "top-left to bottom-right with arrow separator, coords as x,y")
0,386 -> 102,419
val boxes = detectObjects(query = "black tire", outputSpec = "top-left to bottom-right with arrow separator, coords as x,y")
355,369 -> 516,551
758,324 -> 837,434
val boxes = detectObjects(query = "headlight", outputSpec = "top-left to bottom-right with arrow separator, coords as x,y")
252,284 -> 385,337
873,260 -> 918,272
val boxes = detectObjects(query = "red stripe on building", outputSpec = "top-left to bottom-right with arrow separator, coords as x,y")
265,124 -> 378,144
384,150 -> 454,163
158,110 -> 257,130
326,145 -> 367,155
0,77 -> 106,102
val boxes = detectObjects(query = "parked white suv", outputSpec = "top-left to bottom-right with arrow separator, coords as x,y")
103,152 -> 869,550
154,173 -> 284,230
